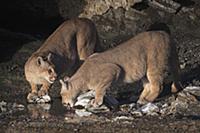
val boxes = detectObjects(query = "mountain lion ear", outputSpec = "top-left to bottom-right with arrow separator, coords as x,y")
59,79 -> 66,87
60,79 -> 68,93
37,56 -> 44,66
47,53 -> 52,61
63,76 -> 70,82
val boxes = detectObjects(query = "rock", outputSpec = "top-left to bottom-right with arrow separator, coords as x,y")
77,91 -> 95,101
75,91 -> 95,108
74,90 -> 116,111
12,103 -> 25,111
27,93 -> 38,103
74,91 -> 110,117
161,103 -> 169,108
64,117 -> 69,121
91,5 -> 151,53
168,98 -> 189,114
73,91 -> 111,115
131,103 -> 159,116
75,109 -> 92,117
159,86 -> 200,116
120,103 -> 137,112
140,103 -> 160,115
160,105 -> 173,116
0,101 -> 7,106
177,91 -> 198,103
41,95 -> 51,103
0,101 -> 7,112
129,103 -> 137,110
113,116 -> 134,121
80,0 -> 142,18
86,105 -> 110,114
75,98 -> 91,107
28,94 -> 51,104
131,110 -> 143,117
36,98 -> 46,103
183,86 -> 200,97
1,101 -> 25,114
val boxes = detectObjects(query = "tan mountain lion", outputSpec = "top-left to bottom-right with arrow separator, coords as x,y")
25,18 -> 99,102
59,31 -> 182,107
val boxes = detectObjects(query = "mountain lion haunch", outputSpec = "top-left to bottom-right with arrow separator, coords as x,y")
59,31 -> 182,107
24,18 -> 99,102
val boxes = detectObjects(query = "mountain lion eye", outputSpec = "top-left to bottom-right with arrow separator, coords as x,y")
48,69 -> 52,74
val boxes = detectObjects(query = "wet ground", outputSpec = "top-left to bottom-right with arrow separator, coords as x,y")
1,1 -> 200,132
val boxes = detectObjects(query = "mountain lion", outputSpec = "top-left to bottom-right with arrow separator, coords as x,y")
25,18 -> 99,102
59,31 -> 182,107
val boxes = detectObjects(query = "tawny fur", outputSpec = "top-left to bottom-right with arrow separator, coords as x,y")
25,18 -> 99,100
60,31 -> 182,107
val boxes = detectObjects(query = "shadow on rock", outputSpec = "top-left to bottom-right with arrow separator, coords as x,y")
147,22 -> 171,34
0,29 -> 36,63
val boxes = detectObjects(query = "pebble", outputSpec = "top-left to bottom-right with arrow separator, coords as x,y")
12,103 -> 25,110
75,109 -> 92,117
86,105 -> 109,113
74,91 -> 95,108
75,98 -> 91,107
131,103 -> 159,116
72,91 -> 112,116
183,86 -> 200,96
0,101 -> 7,112
42,95 -> 51,102
131,110 -> 143,117
28,94 -> 51,103
113,116 -> 134,121
27,93 -> 38,103
64,117 -> 69,120
140,103 -> 159,114
77,91 -> 95,101
0,101 -> 7,106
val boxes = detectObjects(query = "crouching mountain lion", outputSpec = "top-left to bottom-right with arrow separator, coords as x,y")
25,18 -> 99,101
59,31 -> 182,107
